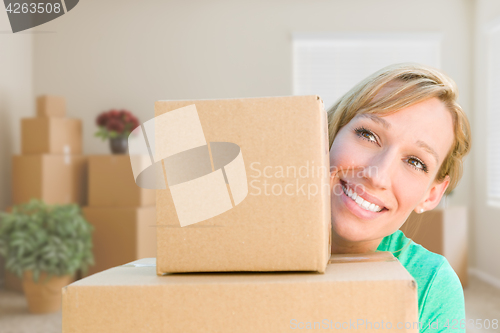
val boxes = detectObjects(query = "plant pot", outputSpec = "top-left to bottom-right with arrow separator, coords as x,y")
23,271 -> 73,314
109,136 -> 128,154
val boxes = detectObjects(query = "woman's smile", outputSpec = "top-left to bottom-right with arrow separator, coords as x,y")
337,178 -> 389,220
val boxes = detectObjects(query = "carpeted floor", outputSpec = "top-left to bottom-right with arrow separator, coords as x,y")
0,275 -> 499,333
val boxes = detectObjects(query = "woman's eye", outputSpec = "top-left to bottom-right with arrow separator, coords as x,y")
407,156 -> 429,173
353,126 -> 429,174
354,127 -> 378,144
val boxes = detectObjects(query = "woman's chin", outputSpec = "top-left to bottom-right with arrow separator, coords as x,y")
331,220 -> 371,243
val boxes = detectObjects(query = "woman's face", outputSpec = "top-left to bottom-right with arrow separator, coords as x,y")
329,97 -> 454,250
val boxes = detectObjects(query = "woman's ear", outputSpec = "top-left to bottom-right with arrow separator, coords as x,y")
415,175 -> 450,213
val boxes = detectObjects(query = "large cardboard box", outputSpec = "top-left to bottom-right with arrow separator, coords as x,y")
21,117 -> 82,154
12,155 -> 87,205
88,155 -> 155,207
36,95 -> 66,117
400,206 -> 468,287
82,207 -> 156,276
154,96 -> 331,273
62,253 -> 419,333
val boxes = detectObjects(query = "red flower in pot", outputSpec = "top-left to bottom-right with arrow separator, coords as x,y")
95,109 -> 140,154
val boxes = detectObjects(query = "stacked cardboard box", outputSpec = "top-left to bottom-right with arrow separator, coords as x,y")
154,96 -> 332,273
63,96 -> 418,332
14,95 -> 86,205
400,206 -> 468,287
63,254 -> 419,333
6,95 -> 86,292
83,155 -> 156,276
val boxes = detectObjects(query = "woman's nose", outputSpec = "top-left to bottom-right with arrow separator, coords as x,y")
360,149 -> 396,190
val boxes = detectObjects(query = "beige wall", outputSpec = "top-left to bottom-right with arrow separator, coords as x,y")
0,8 -> 34,282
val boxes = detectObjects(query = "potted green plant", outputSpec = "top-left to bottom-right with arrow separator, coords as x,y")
0,200 -> 94,314
95,109 -> 140,154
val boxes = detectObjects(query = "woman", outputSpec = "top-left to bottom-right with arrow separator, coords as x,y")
328,63 -> 471,332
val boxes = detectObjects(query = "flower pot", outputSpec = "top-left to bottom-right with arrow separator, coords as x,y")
22,271 -> 73,314
109,137 -> 128,154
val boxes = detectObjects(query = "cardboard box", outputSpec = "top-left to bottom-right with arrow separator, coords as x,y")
154,96 -> 331,273
12,155 -> 87,205
36,95 -> 66,117
88,155 -> 155,207
400,206 -> 468,287
21,117 -> 82,154
62,253 -> 419,333
82,207 -> 156,276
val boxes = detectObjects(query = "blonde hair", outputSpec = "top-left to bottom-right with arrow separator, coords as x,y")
327,63 -> 471,195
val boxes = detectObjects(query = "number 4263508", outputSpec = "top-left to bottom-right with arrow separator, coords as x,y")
6,2 -> 62,14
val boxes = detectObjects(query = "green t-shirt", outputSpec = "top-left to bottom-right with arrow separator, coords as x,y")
376,230 -> 466,332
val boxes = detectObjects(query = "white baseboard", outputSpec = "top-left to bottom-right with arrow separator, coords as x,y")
469,268 -> 500,289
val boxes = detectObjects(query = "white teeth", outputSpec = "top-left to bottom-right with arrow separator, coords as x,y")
342,184 -> 383,213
